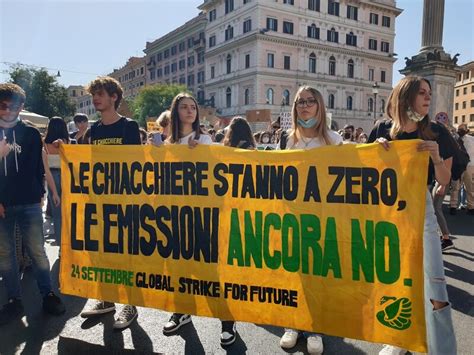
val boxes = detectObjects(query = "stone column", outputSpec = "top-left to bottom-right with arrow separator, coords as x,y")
420,0 -> 444,52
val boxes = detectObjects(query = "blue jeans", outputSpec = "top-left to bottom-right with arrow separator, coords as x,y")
424,191 -> 457,354
48,169 -> 62,245
0,203 -> 52,299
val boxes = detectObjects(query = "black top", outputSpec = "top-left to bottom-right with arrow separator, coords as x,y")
0,121 -> 45,206
368,119 -> 455,185
90,117 -> 141,146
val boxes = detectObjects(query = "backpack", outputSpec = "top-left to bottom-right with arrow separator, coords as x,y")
448,133 -> 470,181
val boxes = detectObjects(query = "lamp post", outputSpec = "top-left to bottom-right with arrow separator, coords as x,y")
372,82 -> 380,123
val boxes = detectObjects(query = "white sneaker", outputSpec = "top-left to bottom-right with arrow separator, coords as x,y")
280,329 -> 300,349
307,335 -> 324,354
379,345 -> 407,355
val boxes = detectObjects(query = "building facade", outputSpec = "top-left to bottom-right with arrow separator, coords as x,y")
453,61 -> 474,130
109,56 -> 147,99
144,14 -> 207,103
199,0 -> 401,131
67,85 -> 96,117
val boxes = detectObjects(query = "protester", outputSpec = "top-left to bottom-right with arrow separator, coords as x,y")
357,132 -> 368,143
0,83 -> 65,325
79,76 -> 141,330
44,117 -> 74,246
216,116 -> 257,345
156,109 -> 171,140
450,123 -> 474,215
367,76 -> 457,355
70,113 -> 89,144
139,127 -> 148,145
279,85 -> 342,355
162,93 -> 231,340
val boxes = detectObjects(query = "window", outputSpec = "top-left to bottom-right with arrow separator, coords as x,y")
454,116 -> 458,124
164,65 -> 170,75
157,53 -> 162,62
197,71 -> 205,84
455,103 -> 459,110
187,74 -> 194,86
369,39 -> 377,50
188,37 -> 194,48
226,87 -> 232,107
210,66 -> 215,79
283,89 -> 290,105
463,87 -> 467,94
209,35 -> 216,48
245,54 -> 250,68
225,0 -> 234,14
456,89 -> 459,96
463,101 -> 467,109
307,24 -> 320,39
244,0 -> 251,4
380,99 -> 385,113
347,96 -> 353,110
171,62 -> 177,73
244,88 -> 250,105
164,49 -> 170,58
346,32 -> 357,46
347,59 -> 354,78
152,69 -> 157,80
309,53 -> 316,73
225,25 -> 234,41
381,41 -> 390,53
267,18 -> 278,31
284,56 -> 291,70
471,100 -> 474,108
347,5 -> 358,20
284,0 -> 294,4
370,13 -> 379,25
472,85 -> 474,93
226,54 -> 232,74
179,76 -> 185,84
267,53 -> 275,68
328,94 -> 335,109
328,0 -> 340,16
462,115 -> 465,122
243,19 -> 252,33
197,50 -> 205,64
329,56 -> 336,75
381,70 -> 386,83
327,28 -> 339,43
188,55 -> 195,67
471,114 -> 474,122
283,21 -> 294,34
368,98 -> 374,112
382,16 -> 390,27
308,0 -> 320,11
369,68 -> 374,81
209,9 -> 217,22
267,88 -> 274,105
171,46 -> 177,55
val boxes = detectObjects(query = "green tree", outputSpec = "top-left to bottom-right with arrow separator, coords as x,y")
8,65 -> 75,118
131,84 -> 188,127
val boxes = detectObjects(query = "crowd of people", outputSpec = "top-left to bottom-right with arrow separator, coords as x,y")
0,73 -> 472,354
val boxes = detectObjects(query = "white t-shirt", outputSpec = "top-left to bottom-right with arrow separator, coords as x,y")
285,130 -> 343,150
178,132 -> 213,145
462,134 -> 474,166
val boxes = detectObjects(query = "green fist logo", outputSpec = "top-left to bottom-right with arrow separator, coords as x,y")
376,296 -> 412,330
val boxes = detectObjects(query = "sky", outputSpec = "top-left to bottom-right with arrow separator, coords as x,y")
1,0 -> 473,88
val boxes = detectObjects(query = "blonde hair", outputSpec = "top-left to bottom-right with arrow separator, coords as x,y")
290,86 -> 333,145
386,76 -> 436,140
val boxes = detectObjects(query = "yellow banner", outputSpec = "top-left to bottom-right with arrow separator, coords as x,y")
59,141 -> 428,352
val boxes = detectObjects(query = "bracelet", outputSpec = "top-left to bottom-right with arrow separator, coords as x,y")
433,158 -> 444,165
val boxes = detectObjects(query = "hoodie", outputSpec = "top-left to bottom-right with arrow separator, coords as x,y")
0,120 -> 45,207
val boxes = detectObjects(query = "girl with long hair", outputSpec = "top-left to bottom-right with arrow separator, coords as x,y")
279,86 -> 342,355
368,76 -> 456,355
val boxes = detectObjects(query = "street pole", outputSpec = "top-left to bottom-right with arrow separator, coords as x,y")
372,82 -> 379,123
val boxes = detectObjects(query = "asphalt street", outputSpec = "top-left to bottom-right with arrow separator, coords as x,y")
0,202 -> 472,355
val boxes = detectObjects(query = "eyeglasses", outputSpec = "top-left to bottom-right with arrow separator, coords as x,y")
0,102 -> 22,111
295,98 -> 317,108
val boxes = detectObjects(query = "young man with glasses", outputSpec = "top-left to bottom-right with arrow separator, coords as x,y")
0,83 -> 65,325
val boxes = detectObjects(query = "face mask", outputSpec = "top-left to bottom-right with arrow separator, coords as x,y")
297,117 -> 317,128
407,107 -> 424,122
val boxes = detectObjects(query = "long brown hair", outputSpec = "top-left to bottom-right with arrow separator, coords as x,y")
290,86 -> 333,146
168,93 -> 201,144
223,116 -> 256,149
386,76 -> 436,140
